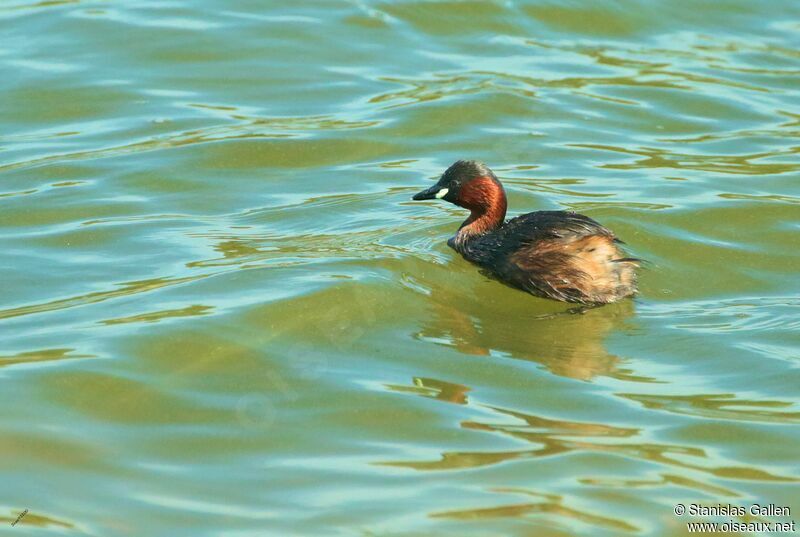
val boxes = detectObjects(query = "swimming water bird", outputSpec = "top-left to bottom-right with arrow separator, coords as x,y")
411,160 -> 638,304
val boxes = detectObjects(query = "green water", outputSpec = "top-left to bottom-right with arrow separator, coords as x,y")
2,1 -> 799,535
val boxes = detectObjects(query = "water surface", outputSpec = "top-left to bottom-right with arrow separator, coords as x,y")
1,1 -> 799,535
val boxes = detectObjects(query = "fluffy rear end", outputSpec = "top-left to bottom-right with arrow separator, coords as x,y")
507,234 -> 638,304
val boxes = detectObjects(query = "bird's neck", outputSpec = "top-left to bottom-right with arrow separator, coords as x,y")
453,178 -> 507,250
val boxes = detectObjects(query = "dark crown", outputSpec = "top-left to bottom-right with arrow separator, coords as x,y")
442,160 -> 496,183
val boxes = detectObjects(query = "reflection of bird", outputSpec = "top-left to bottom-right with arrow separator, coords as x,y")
412,160 -> 639,304
418,279 -> 637,381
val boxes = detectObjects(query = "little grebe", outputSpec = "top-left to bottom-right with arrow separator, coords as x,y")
412,160 -> 638,304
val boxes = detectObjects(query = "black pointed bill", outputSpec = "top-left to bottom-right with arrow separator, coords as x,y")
412,184 -> 449,201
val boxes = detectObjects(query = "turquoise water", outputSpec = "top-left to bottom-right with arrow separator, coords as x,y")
1,1 -> 799,535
